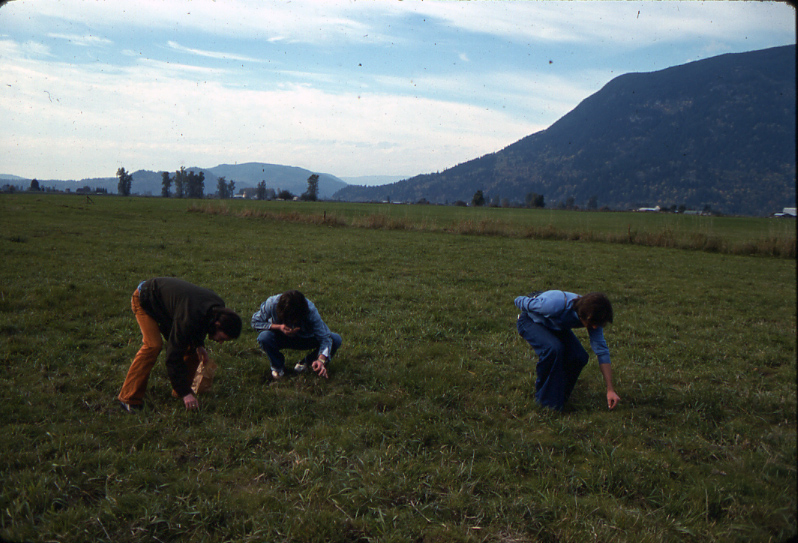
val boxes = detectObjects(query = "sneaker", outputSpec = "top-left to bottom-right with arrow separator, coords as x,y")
271,368 -> 284,380
119,401 -> 142,413
294,353 -> 315,373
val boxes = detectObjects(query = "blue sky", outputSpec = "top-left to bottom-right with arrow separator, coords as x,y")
1,0 -> 795,184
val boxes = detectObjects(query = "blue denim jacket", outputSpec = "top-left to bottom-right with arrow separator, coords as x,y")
251,294 -> 334,359
515,290 -> 611,365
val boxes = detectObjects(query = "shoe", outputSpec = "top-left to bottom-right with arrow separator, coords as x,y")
294,353 -> 315,373
271,369 -> 284,380
119,401 -> 142,413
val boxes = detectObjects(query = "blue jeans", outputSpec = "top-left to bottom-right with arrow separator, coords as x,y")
257,330 -> 342,374
517,314 -> 588,411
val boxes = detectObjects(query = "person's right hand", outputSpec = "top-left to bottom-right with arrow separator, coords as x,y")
278,324 -> 300,336
312,359 -> 329,378
183,393 -> 200,411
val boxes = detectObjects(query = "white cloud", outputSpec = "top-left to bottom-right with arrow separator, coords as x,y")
16,0 -> 378,45
0,38 -> 52,59
408,1 -> 795,48
6,1 -> 795,49
0,46 -> 539,179
166,40 -> 264,63
48,33 -> 113,47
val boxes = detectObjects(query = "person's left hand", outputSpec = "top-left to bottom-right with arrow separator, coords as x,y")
312,359 -> 328,378
607,390 -> 620,410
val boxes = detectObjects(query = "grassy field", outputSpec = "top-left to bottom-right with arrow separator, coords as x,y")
1,194 -> 795,542
189,199 -> 796,258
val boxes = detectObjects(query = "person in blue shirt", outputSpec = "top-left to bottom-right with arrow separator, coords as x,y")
515,290 -> 619,411
252,290 -> 342,380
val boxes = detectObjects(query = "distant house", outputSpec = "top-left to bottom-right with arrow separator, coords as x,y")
773,207 -> 796,218
236,187 -> 258,199
637,205 -> 661,212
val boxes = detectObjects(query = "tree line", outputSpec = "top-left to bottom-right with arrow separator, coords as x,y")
470,190 -> 546,209
116,168 -> 320,201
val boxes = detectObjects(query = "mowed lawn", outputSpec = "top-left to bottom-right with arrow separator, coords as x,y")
1,194 -> 795,542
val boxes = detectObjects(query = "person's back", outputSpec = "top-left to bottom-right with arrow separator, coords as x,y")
515,290 -> 618,411
119,277 -> 241,412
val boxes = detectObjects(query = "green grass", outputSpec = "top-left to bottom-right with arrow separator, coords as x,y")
1,194 -> 795,542
189,199 -> 796,258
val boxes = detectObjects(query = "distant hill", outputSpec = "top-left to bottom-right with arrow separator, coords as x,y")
340,175 -> 409,187
0,174 -> 28,182
334,45 -> 796,216
2,162 -> 347,199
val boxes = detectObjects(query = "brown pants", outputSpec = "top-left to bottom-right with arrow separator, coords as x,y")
118,288 -> 200,406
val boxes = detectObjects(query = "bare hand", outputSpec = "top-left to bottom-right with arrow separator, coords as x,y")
183,393 -> 200,411
278,324 -> 300,336
607,391 -> 620,410
312,359 -> 328,378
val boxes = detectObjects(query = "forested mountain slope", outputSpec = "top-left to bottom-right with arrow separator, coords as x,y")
335,45 -> 796,216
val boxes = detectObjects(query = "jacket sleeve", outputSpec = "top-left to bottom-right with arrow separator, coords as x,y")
588,327 -> 611,365
165,315 -> 207,397
251,296 -> 278,331
164,345 -> 193,397
305,301 -> 333,358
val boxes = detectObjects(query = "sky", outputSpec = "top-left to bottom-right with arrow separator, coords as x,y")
1,0 -> 795,185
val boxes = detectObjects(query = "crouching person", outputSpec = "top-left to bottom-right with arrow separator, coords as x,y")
118,277 -> 242,412
515,290 -> 619,411
252,290 -> 342,380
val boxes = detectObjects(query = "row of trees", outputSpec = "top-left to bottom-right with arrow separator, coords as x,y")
469,190 -> 606,210
117,167 -> 319,201
26,179 -> 106,194
160,167 -> 206,199
471,190 -> 547,208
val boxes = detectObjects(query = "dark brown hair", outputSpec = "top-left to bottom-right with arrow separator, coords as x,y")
573,292 -> 613,327
213,307 -> 242,338
276,290 -> 310,327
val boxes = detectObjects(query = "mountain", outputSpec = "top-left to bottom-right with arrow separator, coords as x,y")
205,163 -> 347,199
0,174 -> 28,182
2,162 -> 348,199
340,175 -> 409,187
334,45 -> 796,216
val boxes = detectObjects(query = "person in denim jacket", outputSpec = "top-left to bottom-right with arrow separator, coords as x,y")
515,290 -> 619,411
252,290 -> 342,380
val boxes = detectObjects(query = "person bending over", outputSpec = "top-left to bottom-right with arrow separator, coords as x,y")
252,290 -> 342,380
515,290 -> 619,411
118,277 -> 242,412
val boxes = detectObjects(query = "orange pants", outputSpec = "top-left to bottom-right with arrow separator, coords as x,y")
118,288 -> 200,406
